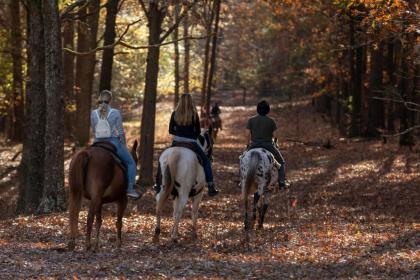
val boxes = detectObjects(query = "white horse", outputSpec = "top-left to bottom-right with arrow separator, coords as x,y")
239,148 -> 280,233
153,129 -> 213,243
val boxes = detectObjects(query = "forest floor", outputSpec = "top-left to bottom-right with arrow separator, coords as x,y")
0,93 -> 419,278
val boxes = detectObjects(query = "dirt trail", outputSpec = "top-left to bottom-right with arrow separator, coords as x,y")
0,94 -> 419,278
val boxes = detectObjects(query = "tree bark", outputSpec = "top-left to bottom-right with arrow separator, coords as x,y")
17,0 -> 46,214
7,0 -> 24,141
183,12 -> 190,94
200,1 -> 214,113
62,19 -> 75,138
138,2 -> 164,186
367,42 -> 384,137
173,3 -> 180,108
399,1 -> 416,146
74,0 -> 100,146
205,0 -> 221,115
349,15 -> 364,137
99,0 -> 119,91
37,0 -> 66,214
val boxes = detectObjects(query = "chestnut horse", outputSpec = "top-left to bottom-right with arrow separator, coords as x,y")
68,140 -> 138,251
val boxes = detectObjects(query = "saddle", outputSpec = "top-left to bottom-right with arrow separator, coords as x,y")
171,142 -> 204,166
91,141 -> 127,174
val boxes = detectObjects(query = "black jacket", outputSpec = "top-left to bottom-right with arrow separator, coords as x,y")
169,112 -> 201,140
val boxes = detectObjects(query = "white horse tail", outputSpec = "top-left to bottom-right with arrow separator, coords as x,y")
245,151 -> 261,195
157,150 -> 179,212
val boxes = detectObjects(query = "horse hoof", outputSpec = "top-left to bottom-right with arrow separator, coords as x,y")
171,237 -> 178,244
116,241 -> 121,249
85,244 -> 92,252
257,224 -> 263,230
152,235 -> 159,244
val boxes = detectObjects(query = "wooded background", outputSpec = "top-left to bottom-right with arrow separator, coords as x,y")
0,0 -> 418,215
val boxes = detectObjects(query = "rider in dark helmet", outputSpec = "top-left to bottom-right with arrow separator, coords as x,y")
246,100 -> 289,189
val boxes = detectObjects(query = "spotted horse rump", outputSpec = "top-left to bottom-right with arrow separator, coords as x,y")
239,148 -> 280,232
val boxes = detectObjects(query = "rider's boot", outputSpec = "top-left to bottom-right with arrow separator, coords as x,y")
127,183 -> 145,200
207,182 -> 219,196
278,165 -> 290,190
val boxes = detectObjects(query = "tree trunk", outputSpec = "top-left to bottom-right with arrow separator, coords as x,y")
399,1 -> 416,146
62,19 -> 75,138
37,0 -> 65,214
349,16 -> 364,137
99,0 -> 119,91
74,1 -> 100,146
173,3 -> 180,108
386,39 -> 396,133
7,0 -> 24,141
205,0 -> 221,115
366,42 -> 384,137
200,1 -> 215,113
138,3 -> 164,186
183,12 -> 190,94
17,0 -> 45,214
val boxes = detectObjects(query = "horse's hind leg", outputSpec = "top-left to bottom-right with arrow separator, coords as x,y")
116,198 -> 127,248
68,190 -> 82,251
258,194 -> 269,229
171,196 -> 188,243
93,197 -> 104,252
85,201 -> 95,251
191,192 -> 204,240
253,192 -> 260,228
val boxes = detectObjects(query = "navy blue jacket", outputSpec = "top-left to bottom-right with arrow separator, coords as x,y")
169,112 -> 201,140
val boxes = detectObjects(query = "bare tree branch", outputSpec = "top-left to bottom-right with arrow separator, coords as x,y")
138,0 -> 150,20
119,33 -> 213,49
159,0 -> 198,43
381,125 -> 420,137
63,17 -> 142,56
60,0 -> 91,20
371,96 -> 420,113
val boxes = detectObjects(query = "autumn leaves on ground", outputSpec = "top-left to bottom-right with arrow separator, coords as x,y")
0,95 -> 419,278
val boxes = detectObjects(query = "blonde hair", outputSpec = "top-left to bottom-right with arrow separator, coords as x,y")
175,94 -> 197,125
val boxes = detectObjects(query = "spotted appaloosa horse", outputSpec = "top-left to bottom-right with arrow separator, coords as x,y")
153,129 -> 213,243
68,140 -> 138,251
240,148 -> 280,235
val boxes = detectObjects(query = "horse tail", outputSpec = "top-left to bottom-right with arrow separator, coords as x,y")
245,151 -> 261,196
68,150 -> 90,250
156,151 -> 179,212
69,150 -> 90,194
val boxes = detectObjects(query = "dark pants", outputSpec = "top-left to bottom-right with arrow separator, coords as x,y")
249,140 -> 286,185
155,142 -> 214,186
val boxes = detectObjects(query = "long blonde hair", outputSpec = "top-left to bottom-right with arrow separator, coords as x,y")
175,93 -> 197,125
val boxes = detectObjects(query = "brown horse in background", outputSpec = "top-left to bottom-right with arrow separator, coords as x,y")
68,140 -> 138,251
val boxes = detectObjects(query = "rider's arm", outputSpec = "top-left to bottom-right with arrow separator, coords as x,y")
115,110 -> 127,145
169,112 -> 176,135
246,118 -> 252,145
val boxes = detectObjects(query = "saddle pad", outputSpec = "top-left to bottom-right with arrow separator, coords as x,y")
171,142 -> 204,166
91,141 -> 127,174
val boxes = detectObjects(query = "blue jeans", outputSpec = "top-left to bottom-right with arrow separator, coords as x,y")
172,141 -> 214,184
96,137 -> 136,190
